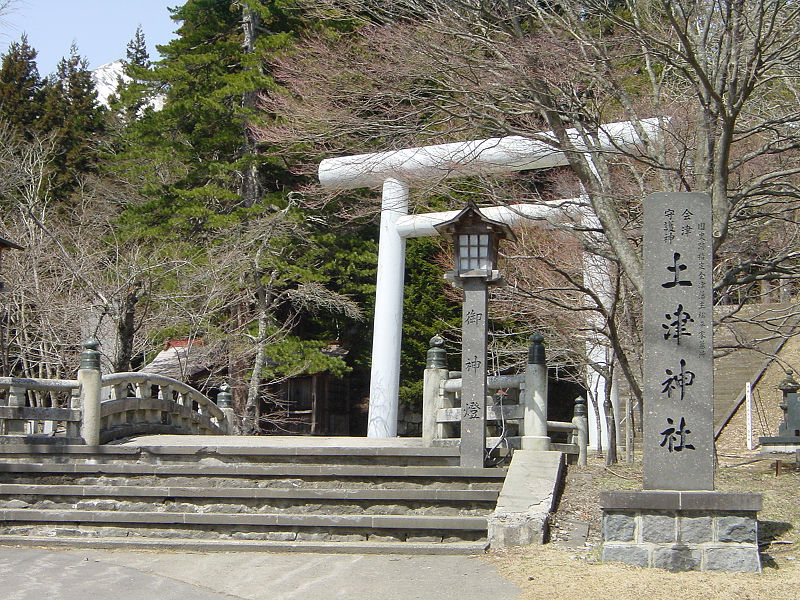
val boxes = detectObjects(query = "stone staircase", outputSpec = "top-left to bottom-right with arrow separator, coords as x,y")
713,303 -> 799,435
0,440 -> 506,554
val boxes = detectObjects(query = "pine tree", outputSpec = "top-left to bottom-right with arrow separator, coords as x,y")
126,25 -> 150,68
109,26 -> 156,125
39,43 -> 105,201
0,35 -> 43,131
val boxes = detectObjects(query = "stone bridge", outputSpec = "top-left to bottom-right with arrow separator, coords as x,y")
0,340 -> 230,446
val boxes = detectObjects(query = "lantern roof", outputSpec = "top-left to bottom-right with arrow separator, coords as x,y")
0,236 -> 23,251
434,200 -> 516,242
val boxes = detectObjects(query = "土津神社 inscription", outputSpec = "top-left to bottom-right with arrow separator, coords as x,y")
643,193 -> 714,491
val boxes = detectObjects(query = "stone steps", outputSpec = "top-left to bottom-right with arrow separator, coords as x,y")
0,483 -> 498,503
0,441 -> 506,554
0,444 -> 463,466
0,483 -> 496,516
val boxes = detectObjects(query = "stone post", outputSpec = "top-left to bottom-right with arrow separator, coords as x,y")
600,192 -> 761,572
6,385 -> 26,434
216,383 -> 236,435
78,339 -> 102,446
460,278 -> 489,468
422,335 -> 448,447
522,333 -> 550,450
572,396 -> 588,467
68,386 -> 81,439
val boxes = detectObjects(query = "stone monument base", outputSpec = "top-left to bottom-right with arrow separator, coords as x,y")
759,435 -> 800,454
599,491 -> 762,572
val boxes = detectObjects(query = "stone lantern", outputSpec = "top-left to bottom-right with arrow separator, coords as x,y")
436,201 -> 515,285
777,369 -> 800,437
435,201 -> 515,467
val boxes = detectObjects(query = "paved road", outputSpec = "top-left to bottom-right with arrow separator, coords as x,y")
0,547 -> 520,600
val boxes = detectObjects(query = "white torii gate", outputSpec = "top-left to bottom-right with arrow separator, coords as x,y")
318,119 -> 657,445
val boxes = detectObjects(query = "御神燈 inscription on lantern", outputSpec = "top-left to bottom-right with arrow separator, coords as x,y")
464,309 -> 483,326
465,356 -> 482,373
464,400 -> 481,420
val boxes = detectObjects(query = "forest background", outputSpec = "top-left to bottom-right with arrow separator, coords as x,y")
1,0 -> 799,446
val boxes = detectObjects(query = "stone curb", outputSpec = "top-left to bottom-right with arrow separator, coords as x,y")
0,483 -> 499,502
0,535 -> 490,555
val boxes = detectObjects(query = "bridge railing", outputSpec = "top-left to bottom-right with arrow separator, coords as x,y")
0,340 -> 231,445
0,377 -> 81,441
99,372 -> 228,443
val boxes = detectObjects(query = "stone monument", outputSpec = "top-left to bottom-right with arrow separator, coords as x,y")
600,192 -> 762,572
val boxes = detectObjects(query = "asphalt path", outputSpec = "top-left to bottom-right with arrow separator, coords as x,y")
0,547 -> 520,600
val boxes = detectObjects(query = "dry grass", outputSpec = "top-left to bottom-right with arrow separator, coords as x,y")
484,453 -> 800,600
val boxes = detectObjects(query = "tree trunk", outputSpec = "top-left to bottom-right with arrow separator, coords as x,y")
604,369 -> 618,465
228,301 -> 250,434
243,274 -> 276,435
243,306 -> 269,434
239,3 -> 262,208
113,282 -> 141,373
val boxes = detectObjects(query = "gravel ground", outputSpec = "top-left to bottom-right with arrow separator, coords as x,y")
484,453 -> 800,600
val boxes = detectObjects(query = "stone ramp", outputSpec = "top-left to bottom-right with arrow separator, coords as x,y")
489,450 -> 565,546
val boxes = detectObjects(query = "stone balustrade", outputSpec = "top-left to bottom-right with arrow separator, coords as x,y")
0,341 -> 230,445
98,372 -> 228,443
422,334 -> 588,464
0,377 -> 81,442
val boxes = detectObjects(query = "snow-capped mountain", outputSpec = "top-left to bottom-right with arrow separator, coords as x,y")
91,60 -> 164,111
91,60 -> 128,107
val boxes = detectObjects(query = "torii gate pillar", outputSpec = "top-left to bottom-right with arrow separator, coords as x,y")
367,178 -> 409,437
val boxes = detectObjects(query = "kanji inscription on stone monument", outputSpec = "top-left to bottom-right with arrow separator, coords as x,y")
643,192 -> 714,490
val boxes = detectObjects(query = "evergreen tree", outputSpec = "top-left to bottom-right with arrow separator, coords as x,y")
0,34 -> 43,131
110,1 -> 369,431
39,44 -> 105,200
109,26 -> 156,125
126,25 -> 150,68
114,0 -> 299,238
400,238 -> 461,402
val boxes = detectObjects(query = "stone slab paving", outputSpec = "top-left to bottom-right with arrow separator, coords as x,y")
0,547 -> 520,600
114,435 -> 431,448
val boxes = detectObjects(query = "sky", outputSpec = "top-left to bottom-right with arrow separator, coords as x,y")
0,0 -> 180,76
